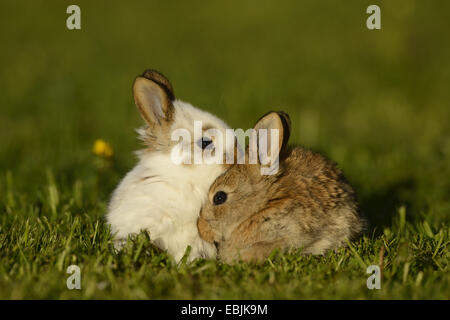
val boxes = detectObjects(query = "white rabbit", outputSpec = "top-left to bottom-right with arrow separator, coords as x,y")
107,70 -> 231,262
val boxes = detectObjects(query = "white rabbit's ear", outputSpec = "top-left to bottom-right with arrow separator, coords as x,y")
253,111 -> 291,156
133,70 -> 175,126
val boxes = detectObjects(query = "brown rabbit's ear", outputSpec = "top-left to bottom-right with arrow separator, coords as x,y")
276,111 -> 291,149
133,70 -> 175,126
252,111 -> 291,156
141,69 -> 175,100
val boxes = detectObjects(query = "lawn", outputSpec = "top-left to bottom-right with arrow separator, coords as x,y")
0,1 -> 449,299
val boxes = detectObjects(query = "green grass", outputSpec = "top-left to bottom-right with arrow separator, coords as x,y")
0,0 -> 449,299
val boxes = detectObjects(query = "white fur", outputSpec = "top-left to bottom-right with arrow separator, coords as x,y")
107,100 -> 230,262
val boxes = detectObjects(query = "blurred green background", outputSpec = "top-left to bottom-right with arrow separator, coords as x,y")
1,0 -> 448,226
0,0 -> 449,299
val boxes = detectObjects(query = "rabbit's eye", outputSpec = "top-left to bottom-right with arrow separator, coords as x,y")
198,138 -> 213,150
213,191 -> 227,205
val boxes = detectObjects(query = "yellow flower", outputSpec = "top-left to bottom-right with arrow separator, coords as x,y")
93,139 -> 113,158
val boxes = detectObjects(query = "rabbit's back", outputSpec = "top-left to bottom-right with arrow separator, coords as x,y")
216,147 -> 366,262
274,147 -> 366,253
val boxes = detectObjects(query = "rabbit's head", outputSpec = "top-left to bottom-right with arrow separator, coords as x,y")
134,70 -> 231,164
133,70 -> 234,193
197,111 -> 292,244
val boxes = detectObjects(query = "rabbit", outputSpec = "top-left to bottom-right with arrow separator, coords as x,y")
107,69 -> 232,262
197,111 -> 367,263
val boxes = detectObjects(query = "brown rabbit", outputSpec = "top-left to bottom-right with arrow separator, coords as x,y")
197,111 -> 366,263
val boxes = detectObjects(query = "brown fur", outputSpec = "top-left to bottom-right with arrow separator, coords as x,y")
198,112 -> 366,263
141,69 -> 175,101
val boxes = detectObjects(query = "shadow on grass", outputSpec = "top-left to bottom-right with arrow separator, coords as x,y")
357,178 -> 416,236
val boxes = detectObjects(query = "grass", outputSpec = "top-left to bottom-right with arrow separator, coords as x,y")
0,0 -> 449,299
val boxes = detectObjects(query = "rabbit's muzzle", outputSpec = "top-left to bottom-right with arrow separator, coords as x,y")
197,217 -> 217,243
